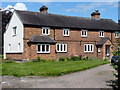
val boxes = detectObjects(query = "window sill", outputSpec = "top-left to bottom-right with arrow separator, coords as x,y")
37,52 -> 50,54
81,36 -> 87,38
63,35 -> 69,37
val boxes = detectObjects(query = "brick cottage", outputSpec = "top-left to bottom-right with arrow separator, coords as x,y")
4,6 -> 120,60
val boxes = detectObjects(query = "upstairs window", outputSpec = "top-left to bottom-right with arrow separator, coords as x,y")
13,26 -> 17,36
115,31 -> 119,38
56,43 -> 67,52
81,30 -> 87,37
42,27 -> 50,35
84,44 -> 94,52
99,31 -> 104,37
63,29 -> 70,36
37,44 -> 50,53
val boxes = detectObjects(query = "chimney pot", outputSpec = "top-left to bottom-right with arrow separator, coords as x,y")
91,10 -> 100,19
39,5 -> 48,13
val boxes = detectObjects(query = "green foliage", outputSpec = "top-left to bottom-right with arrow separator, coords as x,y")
59,57 -> 65,61
70,56 -> 80,61
82,56 -> 89,60
36,56 -> 41,62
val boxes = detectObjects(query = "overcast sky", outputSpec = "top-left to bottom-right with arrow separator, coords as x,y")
1,1 -> 119,23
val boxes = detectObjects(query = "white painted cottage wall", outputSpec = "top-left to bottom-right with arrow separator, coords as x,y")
4,11 -> 24,59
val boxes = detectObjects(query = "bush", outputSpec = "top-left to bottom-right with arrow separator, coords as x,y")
59,57 -> 65,61
82,56 -> 89,60
70,56 -> 80,61
5,60 -> 15,63
36,56 -> 41,62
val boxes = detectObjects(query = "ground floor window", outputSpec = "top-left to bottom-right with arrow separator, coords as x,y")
37,44 -> 50,53
56,43 -> 67,52
84,44 -> 94,52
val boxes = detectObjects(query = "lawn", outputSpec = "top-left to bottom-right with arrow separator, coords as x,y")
1,60 -> 109,77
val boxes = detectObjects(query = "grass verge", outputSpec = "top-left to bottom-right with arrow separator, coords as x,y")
1,60 -> 109,77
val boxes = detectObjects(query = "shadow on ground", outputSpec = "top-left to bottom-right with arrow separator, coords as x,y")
106,79 -> 118,89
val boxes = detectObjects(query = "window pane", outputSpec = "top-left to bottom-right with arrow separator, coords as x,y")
38,45 -> 41,52
57,44 -> 59,51
84,31 -> 86,35
43,29 -> 45,34
85,45 -> 87,51
46,29 -> 48,34
46,45 -> 49,52
64,44 -> 66,51
91,45 -> 93,51
88,45 -> 90,51
42,45 -> 45,52
82,31 -> 84,35
61,44 -> 63,51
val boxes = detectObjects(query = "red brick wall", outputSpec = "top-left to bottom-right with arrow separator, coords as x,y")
6,27 -> 119,60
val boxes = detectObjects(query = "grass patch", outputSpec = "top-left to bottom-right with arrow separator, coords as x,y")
1,60 -> 109,77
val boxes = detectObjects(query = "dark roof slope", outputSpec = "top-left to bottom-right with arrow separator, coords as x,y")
15,10 -> 119,31
29,35 -> 56,44
96,37 -> 112,45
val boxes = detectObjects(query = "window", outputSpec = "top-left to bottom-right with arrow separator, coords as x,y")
56,43 -> 67,52
63,29 -> 70,36
37,44 -> 50,53
18,43 -> 21,51
115,31 -> 119,38
13,26 -> 17,36
81,30 -> 87,37
84,44 -> 94,52
8,44 -> 11,51
42,27 -> 50,35
99,31 -> 104,37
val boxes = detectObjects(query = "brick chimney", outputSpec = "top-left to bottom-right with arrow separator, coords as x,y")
91,10 -> 100,19
39,5 -> 48,14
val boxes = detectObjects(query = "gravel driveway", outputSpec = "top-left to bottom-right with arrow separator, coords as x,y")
1,64 -> 116,88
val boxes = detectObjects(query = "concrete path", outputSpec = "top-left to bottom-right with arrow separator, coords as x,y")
1,64 -> 116,88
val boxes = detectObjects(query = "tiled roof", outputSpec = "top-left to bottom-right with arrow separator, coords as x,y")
96,37 -> 112,45
15,10 -> 119,31
28,35 -> 56,44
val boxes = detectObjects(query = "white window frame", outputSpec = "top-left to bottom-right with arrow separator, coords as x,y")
115,31 -> 119,38
56,43 -> 67,52
81,30 -> 87,37
84,44 -> 94,52
99,31 -> 104,37
12,26 -> 17,36
63,29 -> 70,36
42,27 -> 50,35
37,44 -> 50,53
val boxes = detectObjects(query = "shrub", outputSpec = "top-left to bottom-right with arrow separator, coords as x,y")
82,56 -> 89,60
5,60 -> 15,63
36,56 -> 41,62
59,57 -> 65,61
70,56 -> 80,61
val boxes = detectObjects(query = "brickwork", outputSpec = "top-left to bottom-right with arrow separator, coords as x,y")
6,27 -> 119,60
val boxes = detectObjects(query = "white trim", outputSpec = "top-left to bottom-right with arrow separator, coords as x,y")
42,27 -> 50,35
99,31 -> 104,37
81,30 -> 87,37
84,44 -> 94,52
37,44 -> 50,53
63,29 -> 70,36
56,43 -> 67,52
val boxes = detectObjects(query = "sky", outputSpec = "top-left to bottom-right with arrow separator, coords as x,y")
1,1 -> 120,23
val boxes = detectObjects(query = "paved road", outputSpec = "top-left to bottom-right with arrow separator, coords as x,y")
2,64 -> 116,88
